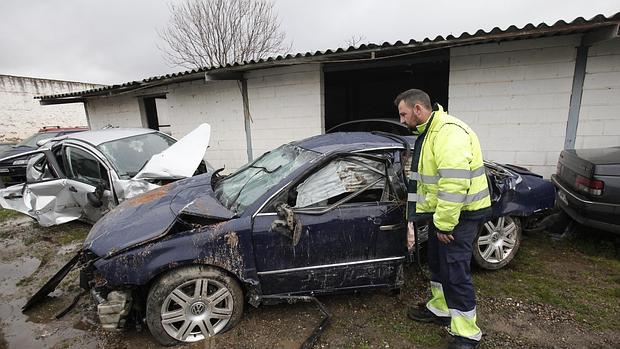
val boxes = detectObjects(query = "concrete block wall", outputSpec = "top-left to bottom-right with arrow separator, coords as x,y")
84,64 -> 324,172
449,35 -> 581,178
0,75 -> 101,142
164,79 -> 248,170
246,64 -> 324,157
577,37 -> 620,148
86,94 -> 143,130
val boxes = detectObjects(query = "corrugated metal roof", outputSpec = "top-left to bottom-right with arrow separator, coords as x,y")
38,12 -> 620,101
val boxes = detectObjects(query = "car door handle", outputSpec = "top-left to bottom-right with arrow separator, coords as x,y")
379,223 -> 405,231
69,186 -> 78,192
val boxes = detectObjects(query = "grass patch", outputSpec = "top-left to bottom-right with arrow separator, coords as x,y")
22,221 -> 89,246
391,320 -> 443,347
0,208 -> 24,222
473,231 -> 620,331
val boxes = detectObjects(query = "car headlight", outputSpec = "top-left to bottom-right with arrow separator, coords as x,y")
12,159 -> 28,165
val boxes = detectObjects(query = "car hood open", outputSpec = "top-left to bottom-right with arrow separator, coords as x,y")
133,123 -> 211,181
83,172 -> 234,258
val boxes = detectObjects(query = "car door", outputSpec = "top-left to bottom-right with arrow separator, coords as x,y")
0,149 -> 85,226
61,145 -> 114,223
252,153 -> 406,295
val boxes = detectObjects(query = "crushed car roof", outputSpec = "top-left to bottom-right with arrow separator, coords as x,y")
294,132 -> 414,154
64,128 -> 157,146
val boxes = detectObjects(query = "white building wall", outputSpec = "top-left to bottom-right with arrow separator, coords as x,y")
85,95 -> 143,129
0,75 -> 101,142
577,37 -> 620,149
85,65 -> 324,171
246,64 -> 324,157
449,35 -> 581,178
164,79 -> 247,170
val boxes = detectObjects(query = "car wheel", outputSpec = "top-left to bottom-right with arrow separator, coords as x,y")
146,265 -> 244,346
473,216 -> 521,270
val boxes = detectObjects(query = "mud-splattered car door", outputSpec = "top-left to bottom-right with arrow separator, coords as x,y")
252,154 -> 406,295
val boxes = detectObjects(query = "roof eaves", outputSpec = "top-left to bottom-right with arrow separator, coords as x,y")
37,12 -> 620,102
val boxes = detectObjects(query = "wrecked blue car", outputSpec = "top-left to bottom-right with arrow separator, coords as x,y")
24,130 -> 555,346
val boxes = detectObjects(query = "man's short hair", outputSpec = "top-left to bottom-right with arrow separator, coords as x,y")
394,89 -> 432,110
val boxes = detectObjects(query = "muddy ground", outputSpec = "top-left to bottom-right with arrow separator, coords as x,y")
0,209 -> 618,349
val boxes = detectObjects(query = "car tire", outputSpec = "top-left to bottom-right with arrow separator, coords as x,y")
146,265 -> 244,346
473,216 -> 521,270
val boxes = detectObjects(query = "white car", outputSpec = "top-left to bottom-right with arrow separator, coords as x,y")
0,124 -> 211,226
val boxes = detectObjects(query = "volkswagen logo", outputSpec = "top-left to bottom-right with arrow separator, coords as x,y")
190,301 -> 206,315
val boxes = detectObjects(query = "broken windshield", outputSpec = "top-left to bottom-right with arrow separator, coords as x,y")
214,144 -> 319,214
97,133 -> 176,179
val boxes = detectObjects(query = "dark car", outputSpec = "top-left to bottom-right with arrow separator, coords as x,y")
551,147 -> 620,234
0,126 -> 88,187
25,131 -> 555,345
0,142 -> 16,154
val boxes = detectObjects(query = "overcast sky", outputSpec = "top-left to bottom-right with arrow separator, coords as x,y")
0,0 -> 618,85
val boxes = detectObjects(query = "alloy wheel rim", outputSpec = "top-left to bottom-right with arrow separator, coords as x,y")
160,278 -> 233,342
477,216 -> 518,264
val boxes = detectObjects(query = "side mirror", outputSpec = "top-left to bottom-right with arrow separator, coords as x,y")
36,138 -> 53,147
270,204 -> 302,246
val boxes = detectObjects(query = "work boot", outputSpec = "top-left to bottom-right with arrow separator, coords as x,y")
407,303 -> 450,325
446,336 -> 481,349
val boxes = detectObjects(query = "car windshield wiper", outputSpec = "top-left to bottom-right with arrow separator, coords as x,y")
229,164 -> 282,214
210,167 -> 227,191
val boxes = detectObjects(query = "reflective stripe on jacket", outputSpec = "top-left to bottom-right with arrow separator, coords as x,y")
408,105 -> 491,232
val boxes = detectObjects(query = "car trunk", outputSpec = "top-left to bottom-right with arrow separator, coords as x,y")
557,148 -> 620,204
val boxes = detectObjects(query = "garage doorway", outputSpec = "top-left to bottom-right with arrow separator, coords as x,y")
323,50 -> 449,131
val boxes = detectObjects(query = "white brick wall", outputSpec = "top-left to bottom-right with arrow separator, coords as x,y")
0,75 -> 101,142
85,65 -> 324,171
86,95 -> 143,129
577,37 -> 620,149
246,64 -> 323,157
449,35 -> 581,178
165,79 -> 248,170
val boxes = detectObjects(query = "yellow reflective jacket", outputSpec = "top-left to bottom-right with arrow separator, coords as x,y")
407,105 -> 491,232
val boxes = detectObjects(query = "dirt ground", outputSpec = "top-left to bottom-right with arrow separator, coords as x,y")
0,209 -> 618,349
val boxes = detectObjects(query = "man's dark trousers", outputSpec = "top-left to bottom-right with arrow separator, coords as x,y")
425,219 -> 482,342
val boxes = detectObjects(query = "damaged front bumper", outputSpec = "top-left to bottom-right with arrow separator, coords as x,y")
91,289 -> 133,330
23,250 -> 134,331
80,256 -> 135,330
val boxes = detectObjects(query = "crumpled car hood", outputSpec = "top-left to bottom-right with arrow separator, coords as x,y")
83,172 -> 234,257
114,123 -> 212,200
134,123 -> 211,180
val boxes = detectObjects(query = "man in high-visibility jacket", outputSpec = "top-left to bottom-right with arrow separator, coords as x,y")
395,89 -> 491,349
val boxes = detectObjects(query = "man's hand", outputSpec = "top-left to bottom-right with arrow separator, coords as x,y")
436,230 -> 454,244
407,221 -> 416,250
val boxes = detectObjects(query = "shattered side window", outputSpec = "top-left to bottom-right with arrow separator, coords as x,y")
26,153 -> 57,183
295,156 -> 388,208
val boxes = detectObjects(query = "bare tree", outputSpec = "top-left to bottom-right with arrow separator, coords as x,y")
343,34 -> 367,48
159,0 -> 290,69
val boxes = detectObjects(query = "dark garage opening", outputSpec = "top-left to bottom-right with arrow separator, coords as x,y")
323,50 -> 449,131
142,95 -> 167,131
